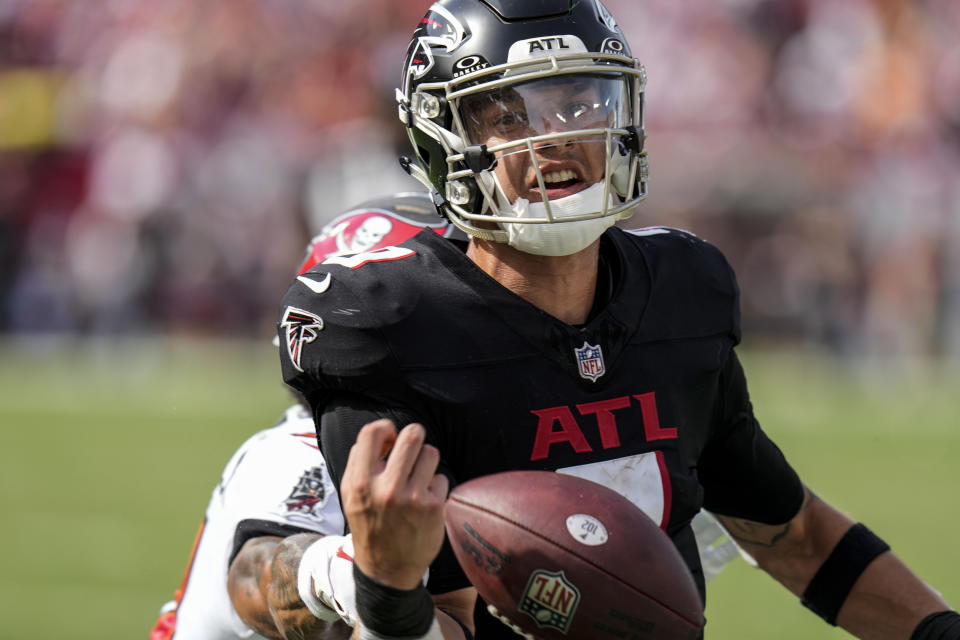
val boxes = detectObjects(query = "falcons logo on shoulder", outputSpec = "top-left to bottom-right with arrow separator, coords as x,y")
281,306 -> 324,372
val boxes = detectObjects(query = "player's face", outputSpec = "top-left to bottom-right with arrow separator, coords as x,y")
461,75 -> 629,204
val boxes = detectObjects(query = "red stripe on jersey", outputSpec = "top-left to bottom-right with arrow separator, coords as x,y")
148,519 -> 207,638
176,519 -> 207,603
655,450 -> 672,531
148,611 -> 176,640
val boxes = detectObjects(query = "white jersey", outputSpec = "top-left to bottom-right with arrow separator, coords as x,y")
152,404 -> 345,640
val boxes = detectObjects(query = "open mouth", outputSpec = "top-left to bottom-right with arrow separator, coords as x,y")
528,167 -> 586,202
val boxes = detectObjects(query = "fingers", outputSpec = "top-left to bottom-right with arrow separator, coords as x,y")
383,422 -> 428,485
427,469 -> 450,501
346,418 -> 398,475
347,420 -> 444,499
341,419 -> 447,590
392,425 -> 449,504
407,438 -> 445,499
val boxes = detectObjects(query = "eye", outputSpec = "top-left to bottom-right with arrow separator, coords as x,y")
566,101 -> 596,120
492,109 -> 529,129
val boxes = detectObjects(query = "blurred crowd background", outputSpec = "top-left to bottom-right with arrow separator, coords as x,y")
1,0 -> 958,363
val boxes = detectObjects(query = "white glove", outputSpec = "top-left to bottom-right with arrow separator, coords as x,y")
297,534 -> 360,626
298,533 -> 432,627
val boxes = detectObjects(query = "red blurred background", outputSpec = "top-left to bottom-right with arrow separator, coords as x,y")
0,0 -> 957,362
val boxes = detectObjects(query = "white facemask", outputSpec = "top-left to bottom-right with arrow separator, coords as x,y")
501,182 -> 617,256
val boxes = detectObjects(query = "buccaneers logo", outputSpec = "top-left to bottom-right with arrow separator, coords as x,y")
284,467 -> 328,514
281,306 -> 323,372
297,208 -> 453,275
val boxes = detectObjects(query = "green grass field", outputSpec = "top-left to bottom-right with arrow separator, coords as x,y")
0,337 -> 956,639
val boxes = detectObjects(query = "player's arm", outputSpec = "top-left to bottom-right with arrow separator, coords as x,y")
304,399 -> 476,638
715,487 -> 955,640
341,590 -> 475,640
228,532 -> 351,640
341,419 -> 473,640
432,588 -> 478,639
706,349 -> 958,638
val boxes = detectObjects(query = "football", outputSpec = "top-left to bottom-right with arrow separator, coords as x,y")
444,471 -> 705,640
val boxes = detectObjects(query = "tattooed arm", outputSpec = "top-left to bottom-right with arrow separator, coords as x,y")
228,533 -> 351,640
716,486 -> 950,640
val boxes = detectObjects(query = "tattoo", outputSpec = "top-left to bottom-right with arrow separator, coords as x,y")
228,537 -> 284,635
720,489 -> 819,548
229,534 -> 352,640
799,489 -> 819,514
228,545 -> 262,599
271,540 -> 307,612
724,519 -> 792,548
270,534 -> 353,640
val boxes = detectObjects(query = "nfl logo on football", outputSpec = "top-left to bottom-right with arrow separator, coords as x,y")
519,569 -> 581,633
575,342 -> 605,382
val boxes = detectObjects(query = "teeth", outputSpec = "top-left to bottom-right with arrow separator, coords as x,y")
542,169 -> 577,184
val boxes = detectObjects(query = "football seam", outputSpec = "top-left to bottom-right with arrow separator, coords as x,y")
449,497 -> 702,629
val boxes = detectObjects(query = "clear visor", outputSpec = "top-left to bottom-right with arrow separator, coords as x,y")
458,74 -> 630,147
455,73 -> 633,206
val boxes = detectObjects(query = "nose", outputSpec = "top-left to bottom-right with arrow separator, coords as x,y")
538,109 -> 579,141
539,110 -> 578,135
533,121 -> 577,155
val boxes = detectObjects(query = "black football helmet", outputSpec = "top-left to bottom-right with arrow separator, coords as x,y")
397,0 -> 648,243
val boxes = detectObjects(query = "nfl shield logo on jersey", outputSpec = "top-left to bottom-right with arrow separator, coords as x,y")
574,342 -> 605,382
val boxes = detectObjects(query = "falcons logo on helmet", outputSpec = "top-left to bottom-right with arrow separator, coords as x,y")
281,306 -> 324,372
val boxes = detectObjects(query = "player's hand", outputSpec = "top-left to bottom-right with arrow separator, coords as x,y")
340,419 -> 449,590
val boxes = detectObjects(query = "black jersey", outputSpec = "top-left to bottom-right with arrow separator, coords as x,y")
278,226 -> 803,634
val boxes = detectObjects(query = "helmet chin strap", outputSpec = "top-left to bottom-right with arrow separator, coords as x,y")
500,183 -> 617,256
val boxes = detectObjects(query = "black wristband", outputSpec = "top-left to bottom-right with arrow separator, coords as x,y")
911,611 -> 960,640
354,564 -> 435,637
801,523 -> 890,625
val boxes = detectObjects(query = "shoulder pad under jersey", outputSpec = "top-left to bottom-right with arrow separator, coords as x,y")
615,226 -> 741,343
279,244 -> 426,388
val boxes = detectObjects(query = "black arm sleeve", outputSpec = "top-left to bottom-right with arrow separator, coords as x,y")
317,396 -> 404,494
698,349 -> 804,524
316,395 -> 472,595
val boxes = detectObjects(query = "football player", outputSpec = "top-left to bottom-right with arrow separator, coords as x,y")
279,2 -> 959,640
149,193 -> 466,640
150,191 -> 739,640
